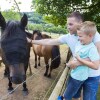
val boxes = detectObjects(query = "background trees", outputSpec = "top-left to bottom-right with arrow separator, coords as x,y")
2,10 -> 20,21
32,0 -> 100,32
1,0 -> 99,33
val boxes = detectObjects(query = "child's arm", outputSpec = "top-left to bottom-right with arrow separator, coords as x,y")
75,54 -> 99,70
66,57 -> 90,69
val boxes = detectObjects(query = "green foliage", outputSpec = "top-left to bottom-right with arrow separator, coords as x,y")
25,12 -> 45,24
32,0 -> 100,32
28,24 -> 43,32
1,10 -> 20,21
44,25 -> 67,34
28,23 -> 67,34
25,12 -> 67,34
1,10 -> 67,34
43,15 -> 66,26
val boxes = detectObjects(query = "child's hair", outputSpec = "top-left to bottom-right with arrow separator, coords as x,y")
77,21 -> 97,36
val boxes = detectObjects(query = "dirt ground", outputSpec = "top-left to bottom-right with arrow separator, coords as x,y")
0,44 -> 68,100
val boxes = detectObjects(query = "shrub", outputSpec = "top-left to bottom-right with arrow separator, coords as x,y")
28,24 -> 43,32
27,23 -> 67,34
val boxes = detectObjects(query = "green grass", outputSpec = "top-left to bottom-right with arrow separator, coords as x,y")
97,85 -> 100,100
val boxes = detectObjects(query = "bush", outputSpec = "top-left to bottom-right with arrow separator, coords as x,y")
44,26 -> 67,34
28,24 -> 43,32
27,23 -> 67,34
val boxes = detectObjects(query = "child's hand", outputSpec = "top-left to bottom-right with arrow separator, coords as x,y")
75,53 -> 81,61
66,63 -> 70,68
66,60 -> 78,69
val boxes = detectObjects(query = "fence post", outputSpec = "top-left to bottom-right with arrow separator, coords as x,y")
48,67 -> 69,100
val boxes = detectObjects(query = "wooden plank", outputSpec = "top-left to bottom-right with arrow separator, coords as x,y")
48,67 -> 69,100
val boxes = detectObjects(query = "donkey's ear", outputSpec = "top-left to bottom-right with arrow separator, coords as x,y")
21,14 -> 28,28
0,12 -> 6,30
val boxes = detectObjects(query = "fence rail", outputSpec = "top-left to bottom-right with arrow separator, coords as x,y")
48,67 -> 70,100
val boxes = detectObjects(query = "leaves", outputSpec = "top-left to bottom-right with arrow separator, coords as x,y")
32,0 -> 100,32
1,10 -> 20,21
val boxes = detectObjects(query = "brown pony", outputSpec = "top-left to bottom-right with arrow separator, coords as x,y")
32,30 -> 61,77
33,33 -> 51,67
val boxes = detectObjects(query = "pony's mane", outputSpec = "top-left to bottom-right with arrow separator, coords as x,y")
33,30 -> 42,40
4,21 -> 25,37
1,20 -> 27,58
35,35 -> 42,40
33,30 -> 51,40
26,31 -> 33,39
42,34 -> 51,39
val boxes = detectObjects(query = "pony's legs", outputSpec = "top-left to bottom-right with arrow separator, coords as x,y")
48,66 -> 53,77
38,56 -> 40,66
22,63 -> 28,95
44,58 -> 49,76
8,77 -> 13,93
22,82 -> 28,95
44,64 -> 49,76
34,53 -> 37,68
23,82 -> 28,91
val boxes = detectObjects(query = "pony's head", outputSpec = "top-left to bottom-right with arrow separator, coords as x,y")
42,34 -> 51,39
32,30 -> 42,40
0,12 -> 28,84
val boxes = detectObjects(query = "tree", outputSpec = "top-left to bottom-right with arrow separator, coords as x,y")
1,0 -> 22,21
25,12 -> 45,24
2,10 -> 20,21
32,0 -> 100,31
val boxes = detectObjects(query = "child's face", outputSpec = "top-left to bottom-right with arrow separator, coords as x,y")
77,30 -> 93,45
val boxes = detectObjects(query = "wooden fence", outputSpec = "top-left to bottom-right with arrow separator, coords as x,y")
48,67 -> 70,100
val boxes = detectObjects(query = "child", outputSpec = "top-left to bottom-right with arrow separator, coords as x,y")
58,21 -> 100,100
